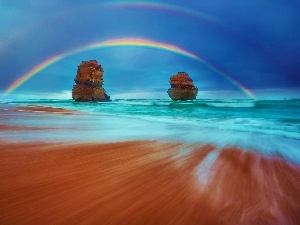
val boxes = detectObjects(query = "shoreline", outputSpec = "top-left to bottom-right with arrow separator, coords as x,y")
1,103 -> 300,164
1,140 -> 299,224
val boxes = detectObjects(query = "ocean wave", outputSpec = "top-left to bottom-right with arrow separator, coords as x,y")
3,98 -> 299,140
255,99 -> 300,109
205,102 -> 255,108
110,99 -> 257,108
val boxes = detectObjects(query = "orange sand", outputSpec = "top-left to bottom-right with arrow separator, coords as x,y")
0,141 -> 299,225
17,105 -> 78,114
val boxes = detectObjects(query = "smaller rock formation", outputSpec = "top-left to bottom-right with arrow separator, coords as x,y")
167,72 -> 198,101
72,60 -> 111,102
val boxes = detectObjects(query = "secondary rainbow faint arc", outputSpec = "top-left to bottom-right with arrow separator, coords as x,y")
5,38 -> 255,98
90,1 -> 219,24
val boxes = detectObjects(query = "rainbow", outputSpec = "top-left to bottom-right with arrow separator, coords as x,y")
0,1 -> 220,60
93,1 -> 219,24
5,38 -> 255,98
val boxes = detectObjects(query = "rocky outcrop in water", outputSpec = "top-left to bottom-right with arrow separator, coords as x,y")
167,72 -> 198,101
72,60 -> 111,102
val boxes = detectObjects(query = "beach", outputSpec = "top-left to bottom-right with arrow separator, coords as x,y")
1,138 -> 300,224
1,101 -> 300,224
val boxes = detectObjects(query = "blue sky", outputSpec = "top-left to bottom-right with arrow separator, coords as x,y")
0,0 -> 299,99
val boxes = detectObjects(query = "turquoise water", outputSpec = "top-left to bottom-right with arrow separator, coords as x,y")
1,98 -> 300,164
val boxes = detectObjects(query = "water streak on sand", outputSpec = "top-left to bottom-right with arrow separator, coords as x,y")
0,124 -> 58,131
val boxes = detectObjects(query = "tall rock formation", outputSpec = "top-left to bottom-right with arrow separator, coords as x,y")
167,72 -> 198,101
72,60 -> 111,102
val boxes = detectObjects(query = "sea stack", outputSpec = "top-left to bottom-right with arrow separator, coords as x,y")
167,72 -> 198,101
72,60 -> 111,102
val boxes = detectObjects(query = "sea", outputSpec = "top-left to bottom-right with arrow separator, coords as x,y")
1,98 -> 300,164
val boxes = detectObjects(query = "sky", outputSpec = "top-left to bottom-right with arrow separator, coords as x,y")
0,0 -> 300,99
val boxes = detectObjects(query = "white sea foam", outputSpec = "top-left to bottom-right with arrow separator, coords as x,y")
2,98 -> 300,164
196,150 -> 220,184
207,102 -> 255,108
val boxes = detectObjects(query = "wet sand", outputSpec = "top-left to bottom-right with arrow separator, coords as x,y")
0,105 -> 80,133
17,105 -> 78,114
1,140 -> 300,225
0,123 -> 59,131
